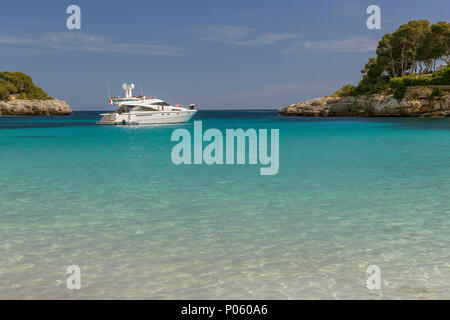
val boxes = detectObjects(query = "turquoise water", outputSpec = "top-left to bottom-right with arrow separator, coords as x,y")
1,111 -> 450,299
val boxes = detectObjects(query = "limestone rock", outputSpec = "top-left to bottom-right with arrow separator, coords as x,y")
278,94 -> 450,117
0,99 -> 72,116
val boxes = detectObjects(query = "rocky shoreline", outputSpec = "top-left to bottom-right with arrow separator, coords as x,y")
278,90 -> 450,118
0,99 -> 72,116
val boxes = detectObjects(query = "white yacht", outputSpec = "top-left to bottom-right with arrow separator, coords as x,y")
97,83 -> 197,125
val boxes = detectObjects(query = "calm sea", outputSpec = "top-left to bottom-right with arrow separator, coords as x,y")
1,110 -> 449,299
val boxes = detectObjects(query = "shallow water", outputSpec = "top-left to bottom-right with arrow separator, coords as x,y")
0,111 -> 449,299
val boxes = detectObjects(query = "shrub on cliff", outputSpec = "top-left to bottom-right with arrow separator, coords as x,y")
0,71 -> 52,101
0,84 -> 9,101
389,66 -> 450,99
427,88 -> 448,102
390,67 -> 450,87
333,84 -> 357,97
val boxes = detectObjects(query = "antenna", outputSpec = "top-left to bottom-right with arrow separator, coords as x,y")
140,82 -> 143,96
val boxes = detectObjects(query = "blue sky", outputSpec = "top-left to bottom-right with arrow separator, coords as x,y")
0,0 -> 449,110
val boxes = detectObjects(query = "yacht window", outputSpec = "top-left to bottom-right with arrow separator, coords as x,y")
142,106 -> 158,111
151,101 -> 169,106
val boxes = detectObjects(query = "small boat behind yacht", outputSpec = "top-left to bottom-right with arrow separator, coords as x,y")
97,83 -> 197,125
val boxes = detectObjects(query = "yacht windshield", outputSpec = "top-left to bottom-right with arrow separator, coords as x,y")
151,101 -> 169,106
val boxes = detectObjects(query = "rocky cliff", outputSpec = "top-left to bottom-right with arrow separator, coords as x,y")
0,99 -> 72,115
279,89 -> 450,118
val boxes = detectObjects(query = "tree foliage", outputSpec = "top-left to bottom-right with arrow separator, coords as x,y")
0,71 -> 51,101
336,20 -> 450,97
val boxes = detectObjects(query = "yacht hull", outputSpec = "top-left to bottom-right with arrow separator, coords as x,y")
96,110 -> 197,125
